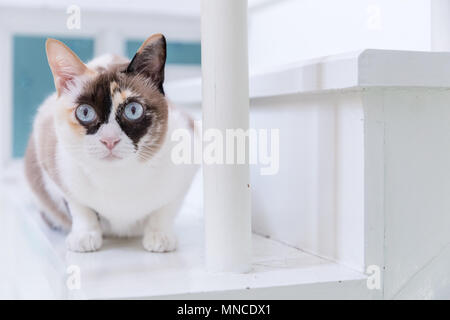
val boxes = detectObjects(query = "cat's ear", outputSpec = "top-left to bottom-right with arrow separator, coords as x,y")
126,34 -> 166,94
46,38 -> 91,96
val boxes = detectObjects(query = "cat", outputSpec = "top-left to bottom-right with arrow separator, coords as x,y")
24,34 -> 198,253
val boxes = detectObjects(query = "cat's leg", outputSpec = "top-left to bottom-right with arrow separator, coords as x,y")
142,199 -> 183,252
66,200 -> 102,252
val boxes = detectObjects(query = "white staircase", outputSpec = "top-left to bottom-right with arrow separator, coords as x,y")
2,49 -> 450,299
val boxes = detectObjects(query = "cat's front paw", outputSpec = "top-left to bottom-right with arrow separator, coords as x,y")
142,230 -> 177,252
66,230 -> 103,252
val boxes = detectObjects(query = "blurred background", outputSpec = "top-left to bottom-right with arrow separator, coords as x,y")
0,0 -> 449,164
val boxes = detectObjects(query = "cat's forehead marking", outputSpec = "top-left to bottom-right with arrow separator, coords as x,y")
110,81 -> 135,112
110,81 -> 119,94
110,81 -> 123,112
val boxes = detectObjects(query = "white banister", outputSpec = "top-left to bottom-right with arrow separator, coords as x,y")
201,0 -> 251,273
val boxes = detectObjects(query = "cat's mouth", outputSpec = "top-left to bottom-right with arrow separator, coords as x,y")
102,153 -> 122,161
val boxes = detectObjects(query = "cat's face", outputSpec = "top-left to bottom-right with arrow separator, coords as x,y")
46,34 -> 168,164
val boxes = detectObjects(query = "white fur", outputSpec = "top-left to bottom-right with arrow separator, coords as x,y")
33,54 -> 198,252
59,107 -> 197,239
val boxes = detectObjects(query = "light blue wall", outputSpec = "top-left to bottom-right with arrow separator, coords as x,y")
13,35 -> 94,158
126,40 -> 201,65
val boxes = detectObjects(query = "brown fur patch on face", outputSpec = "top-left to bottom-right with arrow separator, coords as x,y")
110,81 -> 133,115
74,63 -> 168,160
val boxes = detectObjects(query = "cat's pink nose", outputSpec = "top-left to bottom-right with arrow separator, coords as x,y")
100,137 -> 121,150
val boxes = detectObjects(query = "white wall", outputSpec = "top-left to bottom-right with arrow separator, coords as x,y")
375,88 -> 450,298
431,0 -> 450,51
248,0 -> 433,73
250,92 -> 365,272
0,0 -> 201,17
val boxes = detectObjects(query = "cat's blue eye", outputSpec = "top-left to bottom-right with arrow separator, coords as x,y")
124,102 -> 144,121
75,104 -> 97,124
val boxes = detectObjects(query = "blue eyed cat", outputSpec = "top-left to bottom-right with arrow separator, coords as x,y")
24,34 -> 198,252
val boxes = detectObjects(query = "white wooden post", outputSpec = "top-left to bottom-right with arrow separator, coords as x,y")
201,0 -> 251,273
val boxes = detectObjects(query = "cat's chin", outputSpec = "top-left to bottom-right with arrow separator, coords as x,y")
102,154 -> 123,161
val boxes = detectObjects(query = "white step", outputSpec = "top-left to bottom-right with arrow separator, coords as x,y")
0,164 -> 367,299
